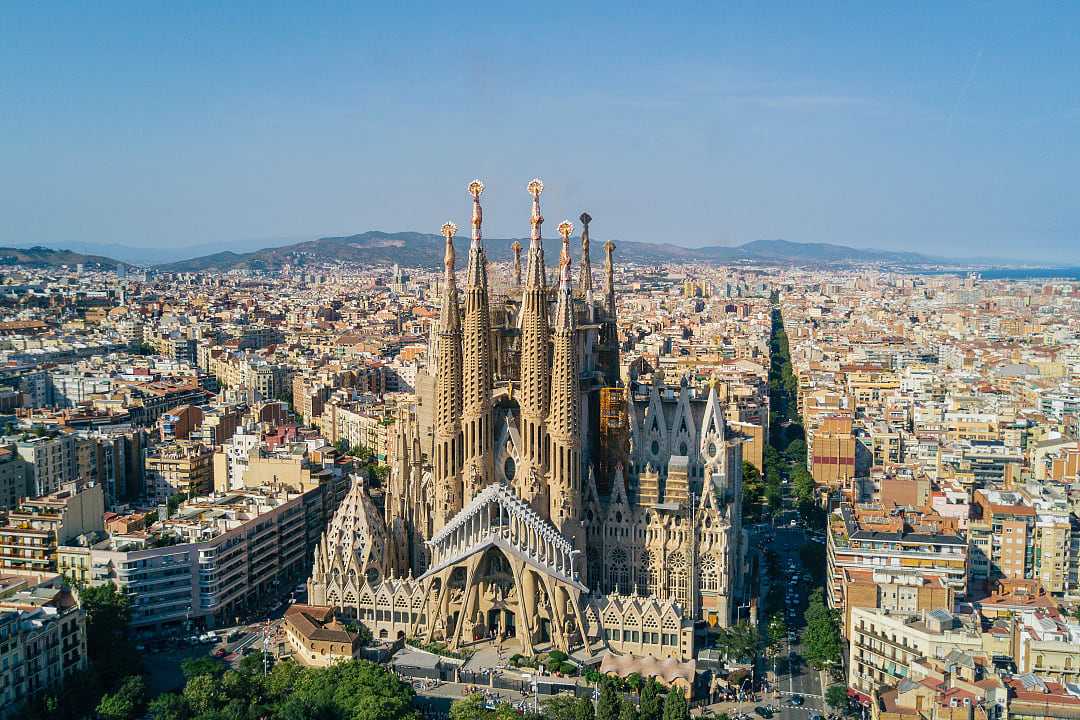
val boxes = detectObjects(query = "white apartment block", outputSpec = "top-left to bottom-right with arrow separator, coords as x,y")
88,486 -> 325,633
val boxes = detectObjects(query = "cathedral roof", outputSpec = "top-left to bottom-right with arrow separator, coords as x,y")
320,474 -> 386,570
599,653 -> 697,686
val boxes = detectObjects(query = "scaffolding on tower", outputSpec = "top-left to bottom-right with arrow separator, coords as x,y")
598,387 -> 628,496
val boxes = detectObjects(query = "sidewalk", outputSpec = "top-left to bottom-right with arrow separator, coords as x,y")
692,699 -> 766,717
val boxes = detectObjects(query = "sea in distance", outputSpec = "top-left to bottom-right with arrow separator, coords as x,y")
915,267 -> 1080,281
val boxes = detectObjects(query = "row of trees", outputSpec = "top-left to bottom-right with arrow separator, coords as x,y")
769,306 -> 850,713
802,588 -> 843,671
766,308 -> 828,530
449,677 -> 691,720
148,655 -> 418,720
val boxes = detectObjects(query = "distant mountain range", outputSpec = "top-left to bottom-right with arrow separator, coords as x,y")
0,246 -> 122,270
6,237 -> 307,266
153,231 -> 935,272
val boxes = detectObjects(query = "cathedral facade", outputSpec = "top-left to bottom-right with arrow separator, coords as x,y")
308,180 -> 746,659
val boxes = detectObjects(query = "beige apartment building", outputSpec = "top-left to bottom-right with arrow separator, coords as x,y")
0,482 -> 104,576
145,441 -> 214,500
811,415 -> 857,487
848,607 -> 983,697
827,506 -> 969,609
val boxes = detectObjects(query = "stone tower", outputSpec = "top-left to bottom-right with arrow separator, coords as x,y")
461,180 -> 494,502
601,239 -> 620,387
511,240 -> 522,288
517,179 -> 551,517
577,212 -> 594,316
548,221 -> 585,555
433,221 -> 463,530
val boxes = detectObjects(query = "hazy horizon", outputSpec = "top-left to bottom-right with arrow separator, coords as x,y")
3,4 -> 1078,262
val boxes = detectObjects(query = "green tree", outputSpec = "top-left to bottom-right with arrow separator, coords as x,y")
221,668 -> 258,703
96,675 -> 147,720
81,583 -> 131,657
784,437 -> 806,459
183,673 -> 223,716
237,651 -> 271,676
618,698 -> 639,720
715,621 -> 759,661
79,583 -> 142,697
181,655 -> 225,680
826,685 -> 850,712
662,689 -> 690,720
543,694 -> 585,720
264,659 -> 306,703
574,696 -> 596,720
147,692 -> 190,720
766,614 -> 788,656
792,465 -> 815,503
310,658 -> 418,720
803,589 -> 843,670
165,491 -> 188,514
639,678 -> 662,720
596,678 -> 621,720
799,542 -> 826,583
450,693 -> 491,720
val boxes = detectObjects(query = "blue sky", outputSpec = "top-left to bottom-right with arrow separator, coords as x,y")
2,2 -> 1077,261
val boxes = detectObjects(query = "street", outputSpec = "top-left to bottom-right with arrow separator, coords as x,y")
760,525 -> 826,720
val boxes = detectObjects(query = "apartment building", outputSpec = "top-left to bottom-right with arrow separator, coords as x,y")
839,567 -> 955,639
73,428 -> 146,507
15,433 -> 76,497
0,482 -> 104,576
88,485 -> 326,633
968,490 -> 1037,592
848,607 -> 983,697
0,447 -> 28,511
827,505 -> 968,609
323,401 -> 394,460
0,584 -> 87,717
1015,609 -> 1080,685
870,654 -> 1007,720
144,441 -> 214,500
811,415 -> 857,487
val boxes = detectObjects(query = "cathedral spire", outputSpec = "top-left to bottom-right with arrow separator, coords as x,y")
525,178 -> 546,289
600,238 -> 621,387
604,239 -> 616,319
555,221 -> 575,331
548,219 -> 584,552
577,212 -> 593,306
433,221 -> 464,530
517,178 -> 552,516
461,180 -> 494,500
466,180 -> 486,287
438,221 -> 461,340
511,241 -> 522,288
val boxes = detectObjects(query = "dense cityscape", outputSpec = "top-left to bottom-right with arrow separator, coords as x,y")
0,176 -> 1076,720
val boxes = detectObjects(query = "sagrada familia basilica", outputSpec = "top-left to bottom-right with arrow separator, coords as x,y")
308,180 -> 747,660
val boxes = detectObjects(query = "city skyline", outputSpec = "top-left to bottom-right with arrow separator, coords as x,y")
3,3 -> 1078,261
